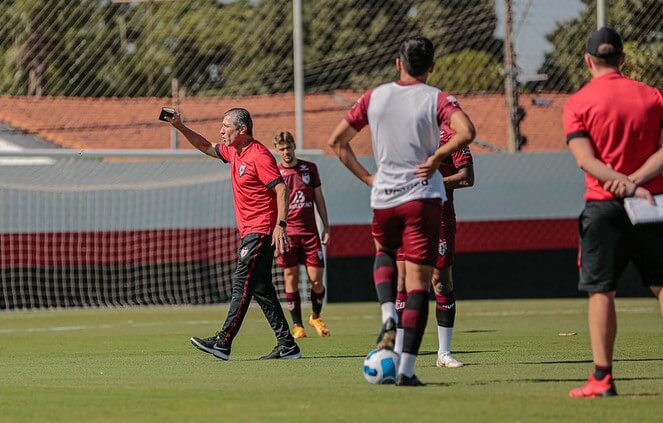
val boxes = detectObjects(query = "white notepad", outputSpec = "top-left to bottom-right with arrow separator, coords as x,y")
624,194 -> 663,224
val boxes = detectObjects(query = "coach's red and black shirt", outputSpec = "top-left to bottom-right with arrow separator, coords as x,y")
216,140 -> 283,238
279,159 -> 321,236
563,71 -> 663,200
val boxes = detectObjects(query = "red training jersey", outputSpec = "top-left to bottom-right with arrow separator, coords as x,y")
215,140 -> 283,238
439,123 -> 473,224
279,159 -> 321,236
563,71 -> 663,200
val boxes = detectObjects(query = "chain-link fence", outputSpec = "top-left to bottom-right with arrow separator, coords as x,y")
0,1 -> 661,308
0,0 -> 660,152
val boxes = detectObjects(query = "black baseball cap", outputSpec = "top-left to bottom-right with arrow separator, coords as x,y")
586,27 -> 623,58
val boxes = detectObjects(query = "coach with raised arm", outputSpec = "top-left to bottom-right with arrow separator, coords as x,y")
168,108 -> 302,361
564,27 -> 663,398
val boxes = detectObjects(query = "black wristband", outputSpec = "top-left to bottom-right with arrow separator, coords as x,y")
277,219 -> 287,228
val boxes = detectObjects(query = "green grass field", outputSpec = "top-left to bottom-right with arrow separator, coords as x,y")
1,299 -> 661,422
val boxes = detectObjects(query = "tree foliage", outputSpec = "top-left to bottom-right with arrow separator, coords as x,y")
0,0 -> 502,97
537,0 -> 662,91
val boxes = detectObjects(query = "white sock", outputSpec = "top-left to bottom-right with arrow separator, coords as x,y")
394,328 -> 404,355
437,325 -> 453,356
398,352 -> 416,377
380,302 -> 397,324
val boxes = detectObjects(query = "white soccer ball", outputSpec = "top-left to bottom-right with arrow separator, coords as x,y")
362,348 -> 399,384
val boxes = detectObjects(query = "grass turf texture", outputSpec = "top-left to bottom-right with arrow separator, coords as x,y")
1,299 -> 661,422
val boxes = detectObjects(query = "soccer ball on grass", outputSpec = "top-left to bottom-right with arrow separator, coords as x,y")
362,348 -> 399,384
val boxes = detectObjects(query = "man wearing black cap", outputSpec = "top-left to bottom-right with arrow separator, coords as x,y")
564,27 -> 663,398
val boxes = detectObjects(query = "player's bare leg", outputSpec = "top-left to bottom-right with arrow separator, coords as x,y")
396,260 -> 432,386
569,291 -> 618,397
284,266 -> 306,339
306,265 -> 330,336
433,266 -> 462,368
651,286 -> 663,315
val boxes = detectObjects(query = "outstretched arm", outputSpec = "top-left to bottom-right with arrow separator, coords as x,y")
328,119 -> 373,187
169,111 -> 218,158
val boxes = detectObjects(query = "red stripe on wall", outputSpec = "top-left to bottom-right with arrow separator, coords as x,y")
326,218 -> 578,257
0,219 -> 578,266
0,228 -> 240,266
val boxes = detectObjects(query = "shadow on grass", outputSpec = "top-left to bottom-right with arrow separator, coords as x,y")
468,376 -> 663,386
419,350 -> 498,357
516,357 -> 663,365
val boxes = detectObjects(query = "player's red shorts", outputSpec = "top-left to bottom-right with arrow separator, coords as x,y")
372,198 -> 441,266
277,233 -> 325,268
397,221 -> 456,269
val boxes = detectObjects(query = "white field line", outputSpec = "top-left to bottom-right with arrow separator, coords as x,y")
0,307 -> 656,335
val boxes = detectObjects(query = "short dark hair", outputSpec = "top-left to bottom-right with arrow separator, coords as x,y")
399,36 -> 435,77
586,27 -> 623,67
273,131 -> 295,146
224,108 -> 253,136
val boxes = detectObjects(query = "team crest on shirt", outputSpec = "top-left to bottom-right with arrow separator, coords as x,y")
438,240 -> 447,256
239,247 -> 249,258
238,163 -> 247,177
302,172 -> 311,185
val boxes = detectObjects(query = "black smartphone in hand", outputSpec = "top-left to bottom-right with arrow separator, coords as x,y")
158,107 -> 175,122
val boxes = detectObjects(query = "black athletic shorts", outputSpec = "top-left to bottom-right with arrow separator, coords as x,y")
578,199 -> 663,293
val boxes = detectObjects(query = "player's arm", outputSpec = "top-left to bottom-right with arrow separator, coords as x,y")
328,119 -> 373,186
443,164 -> 474,190
272,181 -> 290,255
416,111 -> 475,179
313,186 -> 330,245
568,136 -> 652,202
169,110 -> 218,158
629,135 -> 663,185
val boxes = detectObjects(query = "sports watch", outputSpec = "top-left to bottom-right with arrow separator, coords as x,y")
277,219 -> 287,228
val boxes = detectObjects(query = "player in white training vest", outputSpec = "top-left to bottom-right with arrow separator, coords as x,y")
328,36 -> 475,386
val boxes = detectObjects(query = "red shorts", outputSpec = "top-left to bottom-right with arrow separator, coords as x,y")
372,199 -> 442,266
397,223 -> 456,269
277,233 -> 325,268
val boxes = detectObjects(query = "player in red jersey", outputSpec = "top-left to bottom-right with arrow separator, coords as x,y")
168,108 -> 301,361
394,123 -> 474,369
273,131 -> 331,338
328,36 -> 475,386
564,28 -> 663,398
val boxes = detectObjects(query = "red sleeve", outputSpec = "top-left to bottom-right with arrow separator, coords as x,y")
345,89 -> 373,131
563,98 -> 589,143
437,91 -> 463,126
215,144 -> 229,163
440,124 -> 473,168
657,89 -> 663,128
255,149 -> 282,188
451,146 -> 473,168
311,162 -> 321,188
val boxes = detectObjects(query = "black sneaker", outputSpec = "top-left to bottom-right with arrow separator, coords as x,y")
260,343 -> 302,360
395,374 -> 425,387
376,317 -> 396,350
190,335 -> 230,360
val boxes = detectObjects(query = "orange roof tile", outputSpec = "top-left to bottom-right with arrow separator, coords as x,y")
0,91 -> 568,154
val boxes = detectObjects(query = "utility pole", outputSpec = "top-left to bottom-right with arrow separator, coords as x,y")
597,0 -> 605,28
292,0 -> 305,150
171,77 -> 179,149
503,0 -> 520,153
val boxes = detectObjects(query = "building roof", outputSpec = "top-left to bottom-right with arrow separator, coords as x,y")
0,91 -> 568,155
